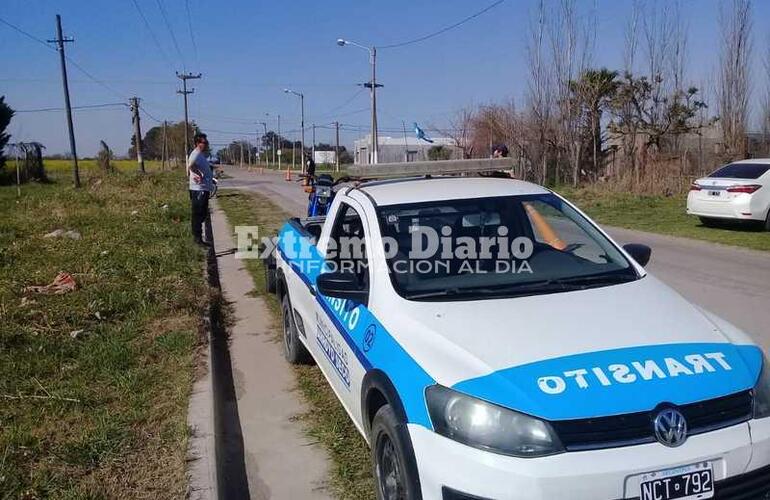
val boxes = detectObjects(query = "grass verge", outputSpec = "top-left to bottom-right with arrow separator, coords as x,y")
216,190 -> 374,500
557,186 -> 770,252
43,159 -> 166,175
0,170 -> 207,498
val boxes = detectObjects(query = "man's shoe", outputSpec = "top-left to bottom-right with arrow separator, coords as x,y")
194,238 -> 211,247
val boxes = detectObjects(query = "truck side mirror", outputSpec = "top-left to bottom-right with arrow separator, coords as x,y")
623,243 -> 652,267
317,271 -> 369,304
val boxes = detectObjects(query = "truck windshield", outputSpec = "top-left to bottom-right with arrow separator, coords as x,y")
376,194 -> 638,301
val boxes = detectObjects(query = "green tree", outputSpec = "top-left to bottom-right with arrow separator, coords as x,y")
570,68 -> 619,177
427,145 -> 452,161
0,96 -> 15,169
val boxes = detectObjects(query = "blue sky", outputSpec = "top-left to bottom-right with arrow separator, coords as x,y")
1,0 -> 765,156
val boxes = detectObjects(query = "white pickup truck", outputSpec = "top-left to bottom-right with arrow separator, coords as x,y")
266,175 -> 770,500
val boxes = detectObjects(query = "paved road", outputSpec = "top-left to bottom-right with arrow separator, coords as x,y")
221,166 -> 770,352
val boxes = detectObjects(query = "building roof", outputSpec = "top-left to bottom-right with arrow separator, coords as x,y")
356,176 -> 550,206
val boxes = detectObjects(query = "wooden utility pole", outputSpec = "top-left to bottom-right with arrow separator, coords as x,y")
161,121 -> 168,170
176,72 -> 201,156
312,123 -> 316,163
48,15 -> 80,188
335,121 -> 340,172
129,97 -> 146,173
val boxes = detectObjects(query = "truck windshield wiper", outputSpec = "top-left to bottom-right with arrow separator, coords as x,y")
403,273 -> 638,301
548,273 -> 638,287
404,280 -> 581,300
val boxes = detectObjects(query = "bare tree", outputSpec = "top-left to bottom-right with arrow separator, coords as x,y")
718,0 -> 752,158
762,33 -> 770,155
441,107 -> 477,159
525,0 -> 554,184
549,0 -> 595,186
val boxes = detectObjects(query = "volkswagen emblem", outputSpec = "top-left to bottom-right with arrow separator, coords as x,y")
653,408 -> 688,447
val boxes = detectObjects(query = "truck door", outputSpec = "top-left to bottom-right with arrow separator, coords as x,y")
313,200 -> 371,426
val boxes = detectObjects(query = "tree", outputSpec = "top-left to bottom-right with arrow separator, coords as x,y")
96,140 -> 113,171
0,96 -> 14,170
130,121 -> 197,162
427,145 -> 452,161
718,0 -> 752,158
609,73 -> 708,164
569,68 -> 619,177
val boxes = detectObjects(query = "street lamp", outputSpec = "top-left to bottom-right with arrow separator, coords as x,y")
258,121 -> 268,167
284,88 -> 306,173
337,37 -> 379,164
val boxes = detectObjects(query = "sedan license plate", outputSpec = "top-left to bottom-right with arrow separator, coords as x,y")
708,190 -> 721,196
639,463 -> 714,500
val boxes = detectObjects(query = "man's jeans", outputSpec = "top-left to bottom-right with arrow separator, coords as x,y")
189,190 -> 210,241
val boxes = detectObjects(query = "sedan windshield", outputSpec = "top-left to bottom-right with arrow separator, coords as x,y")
377,194 -> 638,301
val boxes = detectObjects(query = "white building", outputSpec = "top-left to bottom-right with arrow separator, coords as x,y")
353,135 -> 461,165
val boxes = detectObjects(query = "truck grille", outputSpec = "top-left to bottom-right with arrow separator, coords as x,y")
550,390 -> 753,451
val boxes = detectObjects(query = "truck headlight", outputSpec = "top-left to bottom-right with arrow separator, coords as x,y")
753,356 -> 770,419
426,385 -> 564,457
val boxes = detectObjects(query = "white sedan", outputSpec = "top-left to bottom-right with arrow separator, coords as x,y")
687,159 -> 770,230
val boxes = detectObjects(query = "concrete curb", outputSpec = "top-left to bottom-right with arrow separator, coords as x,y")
186,234 -> 219,499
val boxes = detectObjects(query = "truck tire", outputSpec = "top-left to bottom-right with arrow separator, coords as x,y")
370,405 -> 422,500
281,293 -> 312,364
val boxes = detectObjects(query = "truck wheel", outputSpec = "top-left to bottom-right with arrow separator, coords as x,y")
281,293 -> 312,364
371,405 -> 422,500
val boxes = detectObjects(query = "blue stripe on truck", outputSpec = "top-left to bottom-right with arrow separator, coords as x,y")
277,222 -> 436,428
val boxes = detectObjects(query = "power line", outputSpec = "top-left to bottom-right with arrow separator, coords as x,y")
0,16 -> 52,48
0,16 -> 126,99
155,0 -> 186,68
129,0 -> 174,67
379,0 -> 505,49
16,102 -> 127,113
185,0 -> 199,66
314,88 -> 366,119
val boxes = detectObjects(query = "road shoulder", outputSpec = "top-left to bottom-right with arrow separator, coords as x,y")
210,198 -> 332,499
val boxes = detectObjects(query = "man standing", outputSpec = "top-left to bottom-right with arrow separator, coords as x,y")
187,133 -> 213,246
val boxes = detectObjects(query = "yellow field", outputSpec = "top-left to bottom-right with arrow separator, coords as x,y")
43,158 -> 167,173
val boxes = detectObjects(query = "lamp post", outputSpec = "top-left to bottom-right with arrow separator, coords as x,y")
259,121 -> 268,167
284,88 -> 305,173
337,38 -> 379,164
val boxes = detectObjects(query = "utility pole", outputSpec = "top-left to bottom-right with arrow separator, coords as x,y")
49,15 -> 80,188
277,114 -> 282,172
176,72 -> 201,157
335,121 -> 340,172
368,46 -> 379,165
161,121 -> 168,170
129,97 -> 146,173
259,122 -> 268,167
336,39 -> 381,164
312,123 -> 316,163
284,89 -> 305,172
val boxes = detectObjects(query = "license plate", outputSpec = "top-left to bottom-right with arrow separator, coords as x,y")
639,463 -> 714,500
708,190 -> 721,196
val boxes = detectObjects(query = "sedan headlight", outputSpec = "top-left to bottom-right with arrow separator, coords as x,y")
753,356 -> 770,419
425,385 -> 564,457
